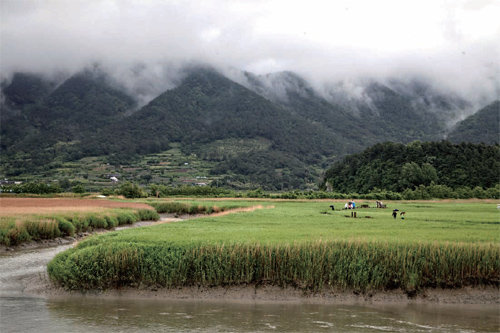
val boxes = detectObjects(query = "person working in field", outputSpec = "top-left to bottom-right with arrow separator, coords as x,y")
344,201 -> 355,209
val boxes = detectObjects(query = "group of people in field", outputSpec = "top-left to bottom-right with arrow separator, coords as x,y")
336,200 -> 406,220
344,200 -> 356,209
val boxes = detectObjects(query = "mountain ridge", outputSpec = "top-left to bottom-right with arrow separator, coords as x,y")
0,66 -> 496,189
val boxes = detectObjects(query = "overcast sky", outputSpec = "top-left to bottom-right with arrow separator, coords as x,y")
1,0 -> 499,102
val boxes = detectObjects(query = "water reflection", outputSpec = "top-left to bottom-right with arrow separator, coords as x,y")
2,296 -> 499,332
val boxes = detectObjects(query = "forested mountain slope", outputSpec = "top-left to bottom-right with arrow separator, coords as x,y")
447,101 -> 499,145
242,72 -> 470,144
1,70 -> 136,173
75,68 -> 342,189
0,66 -> 496,189
323,141 -> 499,193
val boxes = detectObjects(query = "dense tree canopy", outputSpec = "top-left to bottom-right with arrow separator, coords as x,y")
324,141 -> 499,193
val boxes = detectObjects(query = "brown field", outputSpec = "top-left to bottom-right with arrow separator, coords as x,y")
0,198 -> 153,216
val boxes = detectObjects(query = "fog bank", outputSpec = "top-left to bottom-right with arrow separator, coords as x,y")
1,0 -> 499,104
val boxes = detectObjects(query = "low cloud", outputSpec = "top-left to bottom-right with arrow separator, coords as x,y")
1,0 -> 499,105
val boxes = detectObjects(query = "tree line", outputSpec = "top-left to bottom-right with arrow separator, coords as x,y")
323,141 -> 499,193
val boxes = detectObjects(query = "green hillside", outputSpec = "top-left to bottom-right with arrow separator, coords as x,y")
74,68 -> 340,189
1,72 -> 55,106
1,70 -> 136,175
1,67 -> 497,190
244,72 -> 449,144
323,141 -> 499,193
447,101 -> 499,145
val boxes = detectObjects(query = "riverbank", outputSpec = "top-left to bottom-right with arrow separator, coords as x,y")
23,270 -> 500,305
4,199 -> 498,305
7,245 -> 498,305
0,198 -> 160,247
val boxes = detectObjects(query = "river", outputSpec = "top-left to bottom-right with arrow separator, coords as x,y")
1,240 -> 499,332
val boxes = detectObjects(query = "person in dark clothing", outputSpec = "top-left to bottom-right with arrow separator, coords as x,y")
392,210 -> 398,219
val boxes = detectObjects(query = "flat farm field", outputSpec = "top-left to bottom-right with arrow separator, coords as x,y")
49,199 -> 500,291
119,199 -> 500,244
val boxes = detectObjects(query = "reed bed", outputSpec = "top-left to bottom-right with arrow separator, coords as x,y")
0,208 -> 159,246
48,240 -> 499,292
148,201 -> 245,215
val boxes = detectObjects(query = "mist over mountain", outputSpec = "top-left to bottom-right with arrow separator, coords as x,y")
2,1 -> 499,106
1,64 -> 497,189
238,70 -> 473,141
447,100 -> 500,145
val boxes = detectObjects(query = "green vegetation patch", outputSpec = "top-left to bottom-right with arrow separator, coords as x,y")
48,200 -> 500,292
0,208 -> 159,246
147,200 -> 247,215
48,240 -> 499,292
324,141 -> 500,194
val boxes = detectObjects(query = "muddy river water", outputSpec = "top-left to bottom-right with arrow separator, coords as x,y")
1,241 -> 499,332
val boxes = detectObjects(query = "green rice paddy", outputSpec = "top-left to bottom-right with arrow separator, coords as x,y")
48,200 -> 500,292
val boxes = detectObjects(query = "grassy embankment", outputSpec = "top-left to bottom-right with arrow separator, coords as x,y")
0,198 -> 161,246
48,200 -> 500,293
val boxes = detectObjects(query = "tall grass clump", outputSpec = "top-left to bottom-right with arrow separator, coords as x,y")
1,220 -> 30,246
0,208 -> 159,246
149,201 -> 241,215
136,209 -> 160,221
115,211 -> 137,225
0,218 -> 61,245
48,240 -> 500,292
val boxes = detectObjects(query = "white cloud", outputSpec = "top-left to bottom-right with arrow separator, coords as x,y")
1,0 -> 499,103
